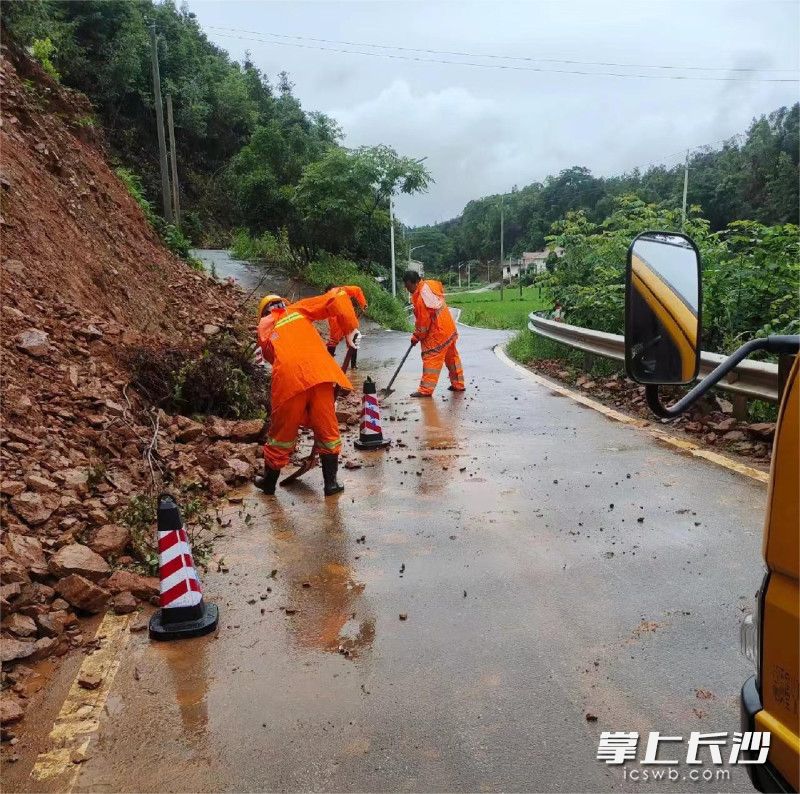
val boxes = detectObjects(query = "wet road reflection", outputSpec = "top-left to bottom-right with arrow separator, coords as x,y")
264,496 -> 375,660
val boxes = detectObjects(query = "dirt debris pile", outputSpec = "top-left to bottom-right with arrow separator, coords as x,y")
0,43 -> 277,726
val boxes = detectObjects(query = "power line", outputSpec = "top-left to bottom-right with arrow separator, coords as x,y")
207,25 -> 799,81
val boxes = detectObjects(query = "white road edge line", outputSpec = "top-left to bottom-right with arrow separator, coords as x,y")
494,344 -> 769,485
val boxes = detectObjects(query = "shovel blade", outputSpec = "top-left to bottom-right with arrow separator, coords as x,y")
280,454 -> 317,485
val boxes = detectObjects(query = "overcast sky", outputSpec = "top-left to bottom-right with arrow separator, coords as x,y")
187,0 -> 799,227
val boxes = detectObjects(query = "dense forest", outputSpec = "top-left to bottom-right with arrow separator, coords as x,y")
410,105 -> 799,274
1,0 -> 429,269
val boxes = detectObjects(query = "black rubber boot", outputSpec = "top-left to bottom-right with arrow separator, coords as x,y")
321,454 -> 344,496
254,465 -> 280,495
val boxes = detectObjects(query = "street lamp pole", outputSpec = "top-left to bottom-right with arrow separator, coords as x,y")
389,195 -> 396,298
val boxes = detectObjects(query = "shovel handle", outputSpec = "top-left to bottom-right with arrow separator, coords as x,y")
384,343 -> 414,393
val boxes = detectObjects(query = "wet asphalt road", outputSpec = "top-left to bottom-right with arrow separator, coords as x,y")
26,321 -> 768,792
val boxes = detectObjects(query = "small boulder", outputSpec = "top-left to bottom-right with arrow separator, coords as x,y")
0,637 -> 36,663
54,575 -> 110,614
10,491 -> 53,526
5,533 -> 48,578
31,636 -> 58,661
228,419 -> 265,442
175,420 -> 204,443
0,696 -> 25,725
105,570 -> 159,600
112,591 -> 137,615
49,543 -> 110,581
1,614 -> 37,638
747,422 -> 776,440
88,524 -> 129,558
24,474 -> 57,493
53,468 -> 89,494
36,611 -> 68,638
16,329 -> 49,357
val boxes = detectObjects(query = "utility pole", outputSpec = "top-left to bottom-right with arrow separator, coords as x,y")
166,94 -> 180,228
149,25 -> 172,223
681,148 -> 689,230
467,260 -> 471,288
389,195 -> 397,297
499,195 -> 504,301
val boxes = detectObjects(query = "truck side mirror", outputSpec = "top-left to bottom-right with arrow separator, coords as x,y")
625,231 -> 702,385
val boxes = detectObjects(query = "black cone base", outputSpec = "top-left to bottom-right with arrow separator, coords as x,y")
149,602 -> 219,641
354,437 -> 391,450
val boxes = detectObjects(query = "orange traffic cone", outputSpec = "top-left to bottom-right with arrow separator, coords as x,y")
149,494 -> 219,641
354,377 -> 391,450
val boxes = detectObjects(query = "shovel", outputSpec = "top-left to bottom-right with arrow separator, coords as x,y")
379,343 -> 414,397
281,347 -> 354,486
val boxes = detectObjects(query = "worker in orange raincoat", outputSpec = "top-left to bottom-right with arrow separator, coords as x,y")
403,270 -> 465,397
324,284 -> 368,368
254,293 -> 360,496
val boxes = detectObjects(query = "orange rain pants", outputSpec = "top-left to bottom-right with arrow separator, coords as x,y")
263,382 -> 340,470
419,339 -> 464,395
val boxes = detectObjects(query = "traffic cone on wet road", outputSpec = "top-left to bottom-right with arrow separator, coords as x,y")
354,377 -> 391,450
149,494 -> 219,641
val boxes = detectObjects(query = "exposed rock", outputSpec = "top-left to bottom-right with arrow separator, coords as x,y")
105,570 -> 159,599
224,457 -> 252,481
88,524 -> 129,557
0,637 -> 36,663
722,430 -> 746,442
24,474 -> 57,492
0,696 -> 25,725
16,328 -> 49,357
207,473 -> 227,497
112,591 -> 137,615
0,556 -> 30,584
1,614 -> 37,638
78,671 -> 102,690
76,324 -> 103,340
10,491 -> 53,526
202,323 -> 220,336
54,575 -> 110,614
228,418 -> 265,442
175,419 -> 204,443
5,532 -> 48,578
31,636 -> 58,661
711,417 -> 737,432
36,611 -> 67,638
53,468 -> 89,493
49,543 -> 110,581
747,422 -> 776,440
0,480 -> 25,496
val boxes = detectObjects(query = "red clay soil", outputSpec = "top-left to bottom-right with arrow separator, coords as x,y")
0,42 -> 287,734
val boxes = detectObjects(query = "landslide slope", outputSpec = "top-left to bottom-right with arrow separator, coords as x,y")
0,43 -> 260,699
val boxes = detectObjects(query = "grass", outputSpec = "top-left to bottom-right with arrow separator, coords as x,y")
507,329 -> 621,378
447,286 -> 551,330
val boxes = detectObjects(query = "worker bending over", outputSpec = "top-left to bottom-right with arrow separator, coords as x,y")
255,293 -> 361,496
324,284 -> 368,368
403,270 -> 465,397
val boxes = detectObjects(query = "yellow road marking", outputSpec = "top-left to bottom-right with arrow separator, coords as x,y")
495,345 -> 769,485
30,612 -> 132,788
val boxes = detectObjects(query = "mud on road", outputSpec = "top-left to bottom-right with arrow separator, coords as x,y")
6,322 -> 764,793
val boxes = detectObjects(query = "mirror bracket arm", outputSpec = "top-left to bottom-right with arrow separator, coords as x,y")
644,336 -> 800,419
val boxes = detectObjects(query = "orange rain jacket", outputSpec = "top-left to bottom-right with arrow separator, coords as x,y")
326,285 -> 367,347
257,293 -> 358,409
410,279 -> 457,353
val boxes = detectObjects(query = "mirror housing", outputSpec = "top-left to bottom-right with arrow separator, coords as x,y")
625,231 -> 702,385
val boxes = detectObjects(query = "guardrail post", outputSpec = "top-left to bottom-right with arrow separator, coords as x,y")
732,394 -> 748,421
583,352 -> 596,372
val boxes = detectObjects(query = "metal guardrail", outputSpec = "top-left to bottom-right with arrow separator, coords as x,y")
528,312 -> 780,403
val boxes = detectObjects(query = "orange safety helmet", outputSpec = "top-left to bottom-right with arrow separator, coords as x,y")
258,294 -> 286,318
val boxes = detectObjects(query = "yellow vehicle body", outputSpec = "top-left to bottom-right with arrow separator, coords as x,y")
742,354 -> 800,792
